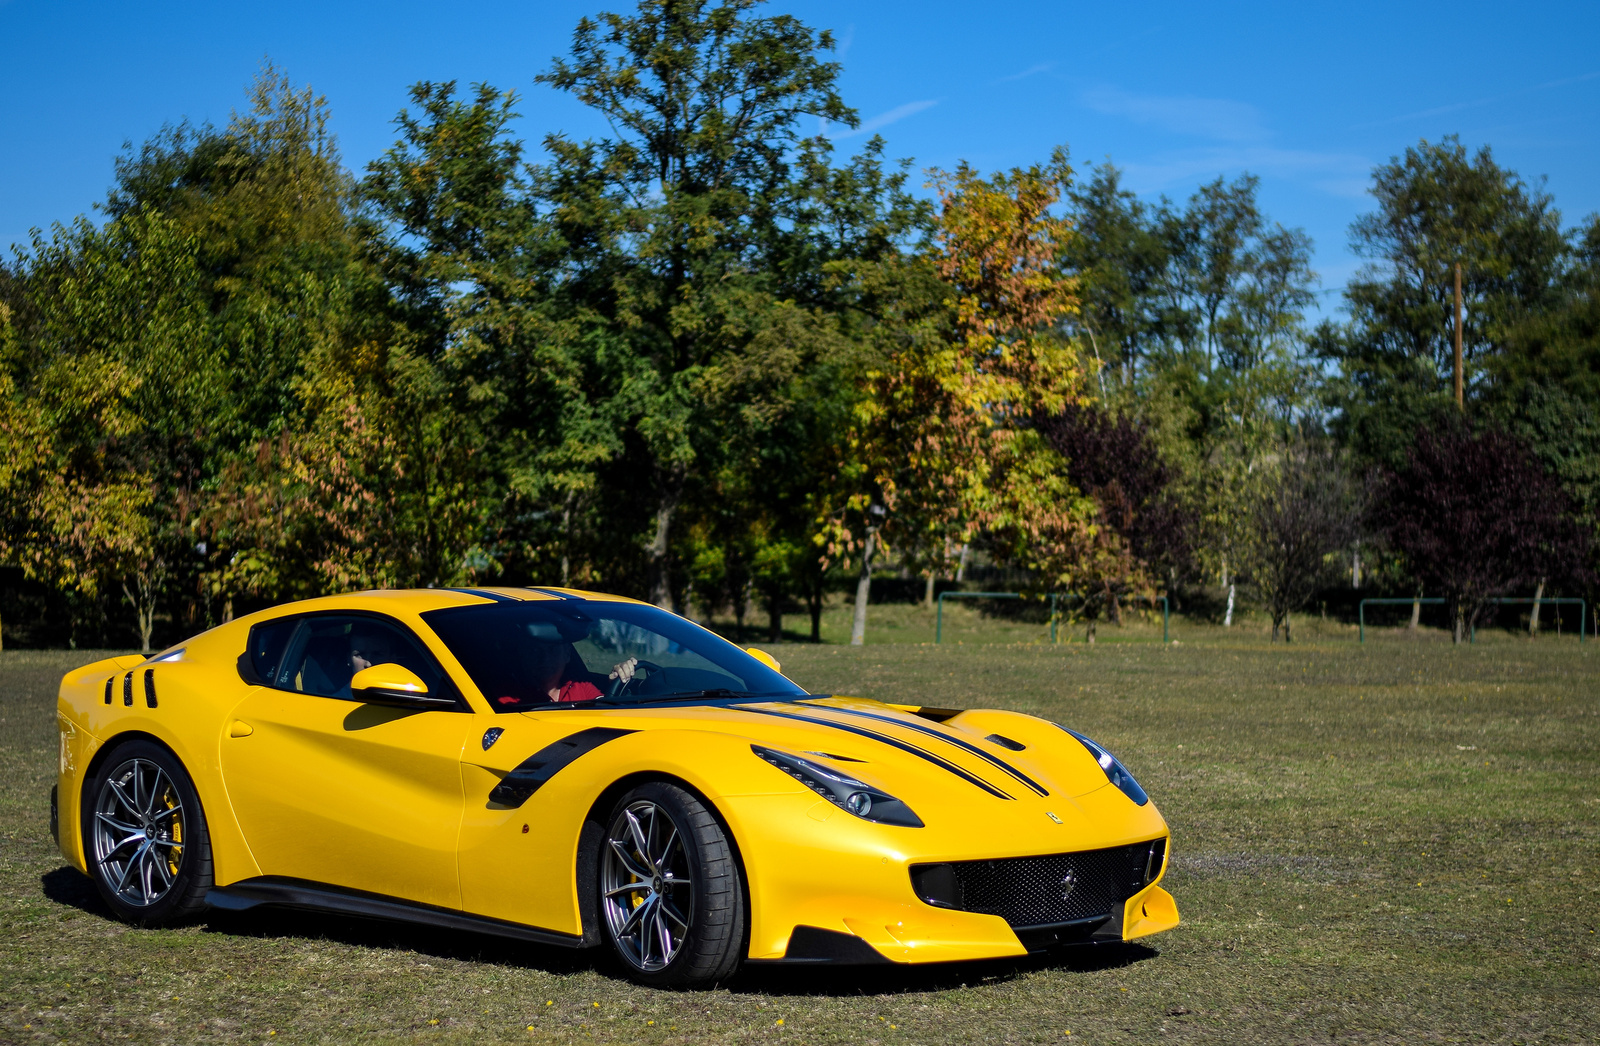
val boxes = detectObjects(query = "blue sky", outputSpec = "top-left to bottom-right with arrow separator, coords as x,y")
3,0 -> 1597,315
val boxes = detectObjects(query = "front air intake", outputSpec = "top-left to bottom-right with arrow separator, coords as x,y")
911,838 -> 1167,930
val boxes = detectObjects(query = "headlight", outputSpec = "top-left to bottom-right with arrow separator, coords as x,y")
1060,728 -> 1148,806
751,746 -> 924,827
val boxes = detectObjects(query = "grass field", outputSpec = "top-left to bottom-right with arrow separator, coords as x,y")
3,631 -> 1597,1044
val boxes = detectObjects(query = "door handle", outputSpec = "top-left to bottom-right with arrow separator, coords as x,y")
229,720 -> 254,738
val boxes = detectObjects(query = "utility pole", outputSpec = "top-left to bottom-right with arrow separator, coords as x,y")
1453,262 -> 1464,409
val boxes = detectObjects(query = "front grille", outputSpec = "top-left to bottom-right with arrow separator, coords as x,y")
912,838 -> 1166,929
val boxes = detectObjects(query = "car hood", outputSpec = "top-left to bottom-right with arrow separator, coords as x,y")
513,694 -> 1128,811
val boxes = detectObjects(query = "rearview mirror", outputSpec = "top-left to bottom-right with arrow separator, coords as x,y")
351,663 -> 454,710
744,647 -> 782,674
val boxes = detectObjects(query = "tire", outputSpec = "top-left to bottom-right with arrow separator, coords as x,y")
596,781 -> 745,988
81,739 -> 213,926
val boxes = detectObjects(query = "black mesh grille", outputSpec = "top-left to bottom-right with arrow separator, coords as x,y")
913,838 -> 1165,929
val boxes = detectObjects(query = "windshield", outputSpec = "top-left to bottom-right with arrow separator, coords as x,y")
420,599 -> 803,711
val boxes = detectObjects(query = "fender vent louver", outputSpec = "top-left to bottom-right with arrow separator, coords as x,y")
103,677 -> 113,705
122,673 -> 133,706
143,669 -> 158,708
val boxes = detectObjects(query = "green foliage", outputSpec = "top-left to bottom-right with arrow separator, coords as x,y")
3,9 -> 1598,649
1323,136 -> 1569,467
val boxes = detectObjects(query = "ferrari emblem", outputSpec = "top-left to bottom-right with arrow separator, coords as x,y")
1046,811 -> 1062,824
1059,870 -> 1077,900
482,727 -> 504,751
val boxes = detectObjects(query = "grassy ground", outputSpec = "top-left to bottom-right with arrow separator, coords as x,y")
2,631 -> 1597,1044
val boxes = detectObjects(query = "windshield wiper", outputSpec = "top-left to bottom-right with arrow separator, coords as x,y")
648,688 -> 749,701
608,688 -> 801,704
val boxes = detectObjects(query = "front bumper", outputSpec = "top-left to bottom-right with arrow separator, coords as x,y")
721,790 -> 1179,964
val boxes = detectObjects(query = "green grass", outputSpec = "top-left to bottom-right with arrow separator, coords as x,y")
3,632 -> 1598,1044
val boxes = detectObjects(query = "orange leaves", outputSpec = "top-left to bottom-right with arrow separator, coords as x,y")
826,149 -> 1096,586
928,146 -> 1086,421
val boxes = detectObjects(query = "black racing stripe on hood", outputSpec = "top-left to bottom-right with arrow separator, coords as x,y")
741,707 -> 1013,800
792,702 -> 1049,797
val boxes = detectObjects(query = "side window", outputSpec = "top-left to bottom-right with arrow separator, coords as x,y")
248,617 -> 300,684
269,614 -> 452,702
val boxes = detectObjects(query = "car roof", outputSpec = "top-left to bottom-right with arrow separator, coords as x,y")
231,587 -> 654,626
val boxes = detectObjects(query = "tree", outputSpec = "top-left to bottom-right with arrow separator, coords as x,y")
825,150 -> 1091,645
1324,136 -> 1567,468
1034,401 -> 1193,634
362,80 -> 604,592
1250,440 -> 1360,642
1372,422 -> 1588,642
535,0 -> 856,607
1059,163 -> 1169,391
4,207 -> 212,649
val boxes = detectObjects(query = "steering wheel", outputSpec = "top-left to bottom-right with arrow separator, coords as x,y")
607,659 -> 663,699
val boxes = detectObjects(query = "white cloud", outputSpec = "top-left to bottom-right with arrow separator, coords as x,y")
1351,69 -> 1600,130
825,99 -> 938,140
1313,177 -> 1373,200
998,62 -> 1054,84
1117,146 -> 1371,194
1081,86 -> 1266,142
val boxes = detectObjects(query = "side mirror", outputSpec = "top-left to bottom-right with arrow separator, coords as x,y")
744,647 -> 782,674
351,663 -> 454,710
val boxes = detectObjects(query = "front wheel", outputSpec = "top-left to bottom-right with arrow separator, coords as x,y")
598,782 -> 745,987
82,740 -> 213,926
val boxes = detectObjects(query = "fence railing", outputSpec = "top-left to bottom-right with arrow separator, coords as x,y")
1358,596 -> 1587,644
935,591 -> 1170,645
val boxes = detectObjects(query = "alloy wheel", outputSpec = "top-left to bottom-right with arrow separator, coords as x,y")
91,757 -> 186,908
600,799 -> 694,972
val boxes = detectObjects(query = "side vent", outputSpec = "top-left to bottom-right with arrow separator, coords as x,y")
122,673 -> 133,706
984,733 -> 1026,752
103,678 -> 113,705
143,669 -> 158,708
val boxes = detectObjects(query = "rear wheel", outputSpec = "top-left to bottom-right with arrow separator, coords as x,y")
82,740 -> 213,926
598,782 -> 744,987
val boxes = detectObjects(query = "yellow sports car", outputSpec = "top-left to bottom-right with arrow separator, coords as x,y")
52,588 -> 1177,987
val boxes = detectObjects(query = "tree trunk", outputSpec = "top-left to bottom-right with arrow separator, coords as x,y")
924,573 -> 936,609
123,566 -> 162,655
1529,577 -> 1545,636
956,543 -> 969,582
1086,618 -> 1096,644
648,481 -> 681,610
1351,546 -> 1362,588
850,529 -> 877,647
1110,591 -> 1123,626
1224,583 -> 1235,629
808,573 -> 823,643
1452,603 -> 1465,644
560,495 -> 573,587
1409,590 -> 1422,630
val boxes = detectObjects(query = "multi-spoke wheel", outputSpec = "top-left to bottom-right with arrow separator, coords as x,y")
83,740 -> 212,926
597,782 -> 745,987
